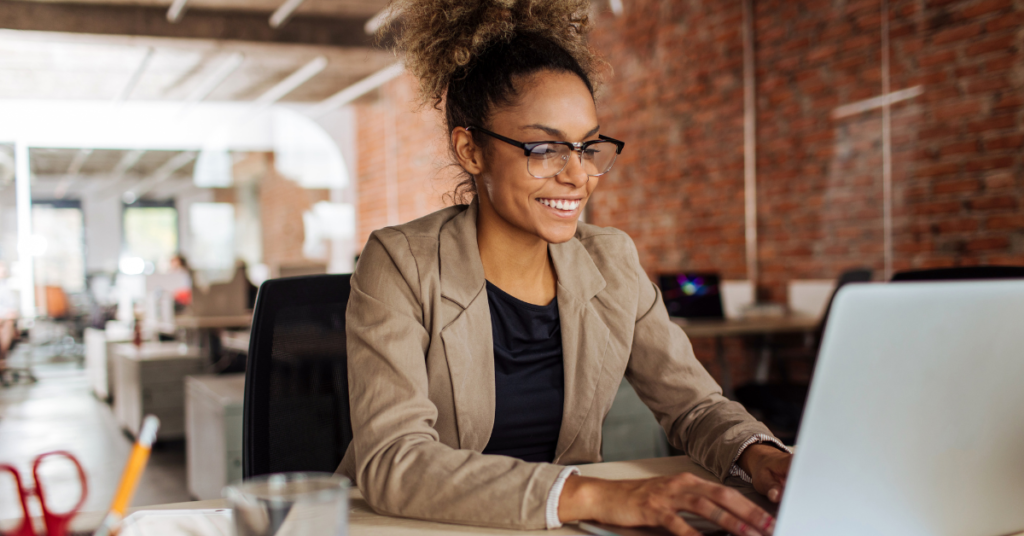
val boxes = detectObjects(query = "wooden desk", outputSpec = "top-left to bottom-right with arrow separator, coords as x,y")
672,315 -> 820,398
59,457 -> 761,535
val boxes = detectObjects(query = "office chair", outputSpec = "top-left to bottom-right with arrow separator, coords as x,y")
735,268 -> 873,444
891,266 -> 1024,282
243,274 -> 353,479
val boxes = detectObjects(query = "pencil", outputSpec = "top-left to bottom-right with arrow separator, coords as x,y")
94,415 -> 160,536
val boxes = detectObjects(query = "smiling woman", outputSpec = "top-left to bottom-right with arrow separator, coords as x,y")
338,2 -> 793,535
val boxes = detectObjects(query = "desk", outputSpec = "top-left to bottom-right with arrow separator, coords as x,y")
112,342 -> 205,441
672,315 -> 819,398
59,456 -> 767,535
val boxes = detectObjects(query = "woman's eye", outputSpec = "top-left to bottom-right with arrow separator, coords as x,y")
530,144 -> 557,156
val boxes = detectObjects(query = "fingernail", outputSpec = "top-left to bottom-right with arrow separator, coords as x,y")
761,516 -> 776,535
743,526 -> 760,536
768,488 -> 779,502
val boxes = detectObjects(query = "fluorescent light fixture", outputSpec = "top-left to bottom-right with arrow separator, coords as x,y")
308,62 -> 404,118
253,56 -> 327,108
364,5 -> 400,34
184,53 -> 245,105
269,0 -> 306,28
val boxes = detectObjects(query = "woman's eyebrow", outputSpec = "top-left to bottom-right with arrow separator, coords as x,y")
522,124 -> 601,140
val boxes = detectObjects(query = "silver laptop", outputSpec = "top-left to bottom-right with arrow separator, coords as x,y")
584,280 -> 1024,536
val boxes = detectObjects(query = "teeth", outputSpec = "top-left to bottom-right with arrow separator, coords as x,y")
538,198 -> 580,211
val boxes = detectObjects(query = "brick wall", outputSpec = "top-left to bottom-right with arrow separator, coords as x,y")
352,75 -> 457,248
587,0 -> 1024,304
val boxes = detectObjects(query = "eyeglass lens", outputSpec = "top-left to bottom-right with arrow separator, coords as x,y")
527,142 -> 619,179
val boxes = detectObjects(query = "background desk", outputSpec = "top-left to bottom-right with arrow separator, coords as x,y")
672,315 -> 819,398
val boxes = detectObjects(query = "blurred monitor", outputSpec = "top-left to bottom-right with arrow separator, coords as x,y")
658,273 -> 724,320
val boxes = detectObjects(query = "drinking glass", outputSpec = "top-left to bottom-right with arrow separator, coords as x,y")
224,472 -> 349,536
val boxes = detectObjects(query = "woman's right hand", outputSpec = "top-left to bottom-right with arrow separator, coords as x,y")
558,473 -> 775,536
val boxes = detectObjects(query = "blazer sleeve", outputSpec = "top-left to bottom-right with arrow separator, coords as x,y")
345,230 -> 565,529
619,237 -> 776,481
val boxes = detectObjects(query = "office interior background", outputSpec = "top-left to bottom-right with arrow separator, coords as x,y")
0,0 -> 1022,523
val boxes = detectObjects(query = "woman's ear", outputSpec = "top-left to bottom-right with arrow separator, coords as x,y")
451,127 -> 484,175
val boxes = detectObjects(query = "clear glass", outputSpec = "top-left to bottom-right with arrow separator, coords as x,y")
527,141 -> 620,179
224,472 -> 349,536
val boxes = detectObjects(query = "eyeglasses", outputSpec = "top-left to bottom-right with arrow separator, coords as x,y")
466,126 -> 625,179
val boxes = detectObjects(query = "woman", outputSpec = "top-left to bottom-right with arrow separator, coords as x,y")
338,1 -> 793,534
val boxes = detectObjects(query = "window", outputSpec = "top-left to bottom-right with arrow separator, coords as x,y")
123,202 -> 178,273
32,201 -> 85,292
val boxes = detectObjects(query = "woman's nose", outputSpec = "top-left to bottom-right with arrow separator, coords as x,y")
556,150 -> 589,188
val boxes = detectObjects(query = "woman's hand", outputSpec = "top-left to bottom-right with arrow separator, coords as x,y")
559,473 -> 775,536
738,444 -> 792,503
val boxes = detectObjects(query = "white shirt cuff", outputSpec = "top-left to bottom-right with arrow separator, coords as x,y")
728,433 -> 793,483
545,466 -> 580,529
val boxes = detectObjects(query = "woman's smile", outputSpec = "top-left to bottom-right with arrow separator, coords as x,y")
536,197 -> 583,218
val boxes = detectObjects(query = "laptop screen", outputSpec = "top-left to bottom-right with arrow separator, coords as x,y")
657,273 -> 724,319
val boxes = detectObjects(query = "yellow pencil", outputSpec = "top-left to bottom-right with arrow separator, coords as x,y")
94,415 -> 160,536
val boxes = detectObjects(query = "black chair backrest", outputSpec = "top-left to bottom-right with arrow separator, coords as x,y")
891,266 -> 1024,282
815,268 -> 873,352
243,274 -> 352,479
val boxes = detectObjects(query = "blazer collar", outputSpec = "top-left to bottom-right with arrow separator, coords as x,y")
439,201 -> 486,309
439,200 -> 608,309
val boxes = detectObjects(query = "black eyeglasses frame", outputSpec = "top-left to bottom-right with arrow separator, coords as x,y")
465,126 -> 625,176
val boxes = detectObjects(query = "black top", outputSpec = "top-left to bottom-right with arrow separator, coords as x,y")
482,281 -> 565,463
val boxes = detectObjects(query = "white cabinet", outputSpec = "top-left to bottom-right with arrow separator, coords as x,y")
185,373 -> 245,501
84,324 -> 134,402
112,342 -> 204,441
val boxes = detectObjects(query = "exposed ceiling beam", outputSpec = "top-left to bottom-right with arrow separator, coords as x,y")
92,149 -> 146,196
253,55 -> 327,108
0,1 -> 376,48
269,0 -> 306,29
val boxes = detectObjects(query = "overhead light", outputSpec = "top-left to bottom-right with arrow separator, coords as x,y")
269,0 -> 306,29
307,62 -> 404,118
167,0 -> 188,23
253,56 -> 327,108
609,0 -> 624,15
183,53 -> 245,105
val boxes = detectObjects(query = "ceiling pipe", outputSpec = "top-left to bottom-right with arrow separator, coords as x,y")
364,5 -> 399,34
182,52 -> 245,108
307,62 -> 404,118
113,47 -> 154,103
269,0 -> 306,28
122,151 -> 196,203
253,56 -> 327,109
166,0 -> 188,23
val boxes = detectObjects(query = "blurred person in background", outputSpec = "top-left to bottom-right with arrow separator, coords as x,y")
167,253 -> 193,312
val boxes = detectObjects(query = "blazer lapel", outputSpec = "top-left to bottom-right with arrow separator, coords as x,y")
549,238 -> 610,462
438,202 -> 495,451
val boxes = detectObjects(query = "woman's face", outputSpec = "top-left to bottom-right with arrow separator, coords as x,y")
472,70 -> 601,245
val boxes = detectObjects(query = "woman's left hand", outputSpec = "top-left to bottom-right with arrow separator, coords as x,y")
737,444 -> 792,503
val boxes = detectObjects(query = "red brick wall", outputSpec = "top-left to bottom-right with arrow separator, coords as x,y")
251,152 -> 330,268
587,0 -> 1024,304
352,74 -> 456,248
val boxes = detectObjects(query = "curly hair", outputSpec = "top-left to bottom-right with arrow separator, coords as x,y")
382,0 -> 601,204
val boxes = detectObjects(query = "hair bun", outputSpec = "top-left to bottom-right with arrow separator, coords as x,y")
384,0 -> 596,105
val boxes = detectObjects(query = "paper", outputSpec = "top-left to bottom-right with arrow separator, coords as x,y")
119,509 -> 232,536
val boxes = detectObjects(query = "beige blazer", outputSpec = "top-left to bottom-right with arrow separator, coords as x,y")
337,201 -> 775,529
